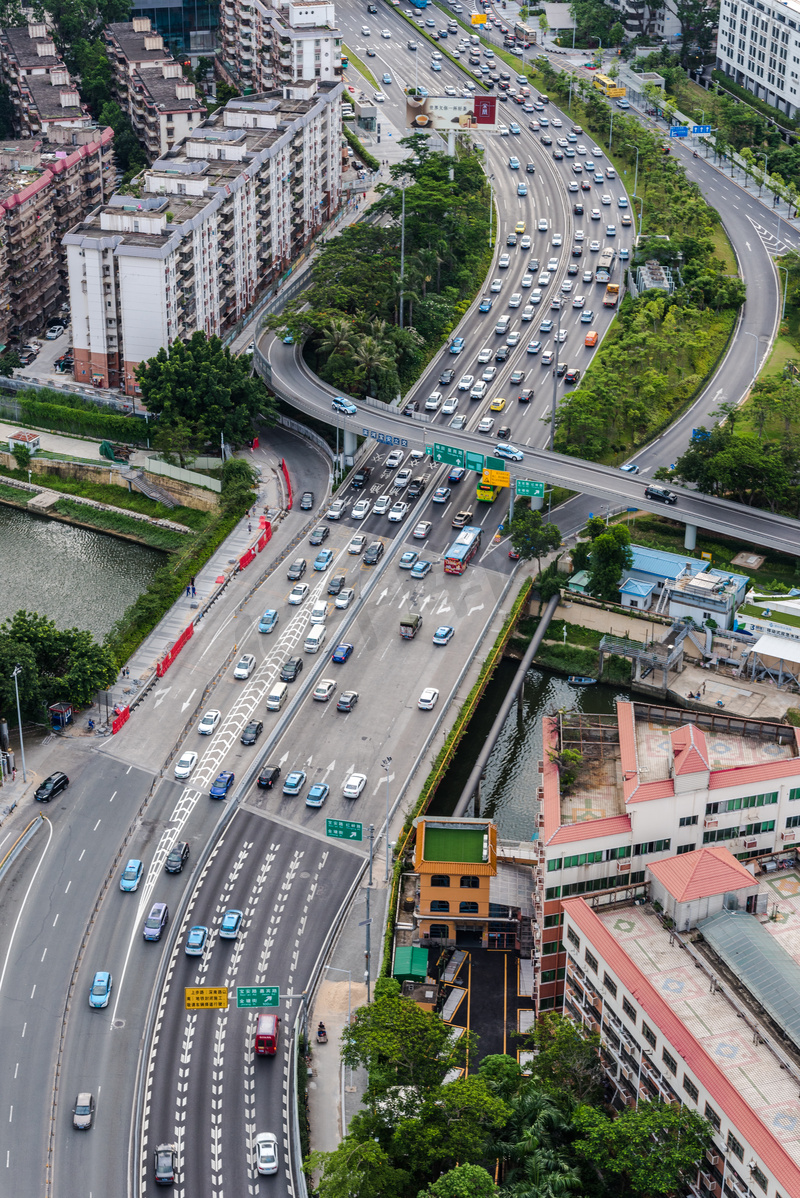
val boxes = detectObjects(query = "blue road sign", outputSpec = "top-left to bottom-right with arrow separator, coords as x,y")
669,126 -> 688,138
692,124 -> 711,135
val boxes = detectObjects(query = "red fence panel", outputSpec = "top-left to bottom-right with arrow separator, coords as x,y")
156,622 -> 194,677
281,458 -> 292,510
239,547 -> 256,570
112,705 -> 130,734
257,523 -> 272,552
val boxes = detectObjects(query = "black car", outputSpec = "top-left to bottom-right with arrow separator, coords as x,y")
644,485 -> 678,505
567,263 -> 579,276
497,426 -> 511,440
564,368 -> 581,385
556,362 -> 568,378
572,244 -> 583,257
165,841 -> 190,874
526,162 -> 536,174
327,574 -> 346,596
528,258 -> 540,272
364,541 -> 384,565
573,203 -> 584,216
309,525 -> 329,546
241,719 -> 264,745
495,346 -> 510,362
552,149 -> 563,160
367,1 -> 377,9
154,1143 -> 177,1186
498,93 -> 508,102
519,388 -> 534,404
257,764 -> 281,789
287,558 -> 306,581
439,367 -> 456,385
299,491 -> 314,510
337,691 -> 359,712
540,134 -> 552,146
351,466 -> 371,489
407,478 -> 427,499
280,658 -> 303,682
403,400 -> 419,416
34,771 -> 69,802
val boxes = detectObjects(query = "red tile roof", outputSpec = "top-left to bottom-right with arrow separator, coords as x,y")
708,757 -> 800,790
648,846 -> 755,901
548,814 -> 631,846
563,898 -> 800,1196
671,724 -> 710,776
541,717 -> 563,842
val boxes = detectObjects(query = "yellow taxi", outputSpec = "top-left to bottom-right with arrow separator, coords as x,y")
489,396 -> 506,412
514,221 -> 526,234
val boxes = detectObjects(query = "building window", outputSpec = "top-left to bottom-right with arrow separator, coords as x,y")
679,815 -> 698,826
547,858 -> 563,872
539,997 -> 556,1010
545,886 -> 561,900
789,787 -> 800,801
744,820 -> 775,835
543,940 -> 563,956
751,1165 -> 767,1191
459,901 -> 479,914
564,851 -> 604,868
632,839 -> 671,856
662,1048 -> 677,1075
430,900 -> 450,913
642,1022 -> 656,1049
567,926 -> 580,950
603,973 -> 617,997
431,875 -> 450,887
727,1132 -> 744,1161
786,814 -> 800,828
706,792 -> 777,814
677,844 -> 696,854
460,875 -> 479,888
703,827 -> 740,844
683,1076 -> 699,1102
622,997 -> 637,1023
544,913 -> 562,928
585,949 -> 598,973
704,1102 -> 720,1130
429,924 -> 449,939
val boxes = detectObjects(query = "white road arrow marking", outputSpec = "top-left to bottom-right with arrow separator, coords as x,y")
321,760 -> 336,780
375,587 -> 388,605
153,686 -> 172,709
467,603 -> 486,617
181,688 -> 197,713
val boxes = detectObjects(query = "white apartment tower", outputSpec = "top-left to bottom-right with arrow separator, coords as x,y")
219,0 -> 342,96
63,82 -> 342,393
717,0 -> 800,117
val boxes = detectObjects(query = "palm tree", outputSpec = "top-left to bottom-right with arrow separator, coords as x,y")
318,315 -> 355,358
352,335 -> 393,397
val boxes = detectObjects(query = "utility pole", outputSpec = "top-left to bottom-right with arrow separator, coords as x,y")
381,757 -> 392,882
11,665 -> 26,782
399,186 -> 406,329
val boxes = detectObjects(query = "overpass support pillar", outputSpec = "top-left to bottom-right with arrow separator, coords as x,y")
684,523 -> 697,551
343,429 -> 358,458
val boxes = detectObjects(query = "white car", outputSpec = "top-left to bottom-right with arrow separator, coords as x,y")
490,279 -> 502,292
537,218 -> 548,232
198,709 -> 221,735
547,258 -> 559,272
373,495 -> 392,515
380,27 -> 391,36
575,230 -> 585,242
351,498 -> 371,519
442,396 -> 459,414
425,391 -> 442,411
313,679 -> 337,702
361,24 -> 370,33
551,233 -> 562,247
327,499 -> 347,520
478,416 -> 494,433
572,295 -> 586,308
561,279 -> 574,293
335,587 -> 355,609
477,347 -> 493,363
233,653 -> 256,679
418,688 -> 439,710
601,194 -> 612,205
255,1132 -> 279,1176
174,751 -> 198,779
482,366 -> 497,381
343,773 -> 367,798
590,240 -> 601,251
538,272 -> 551,287
349,533 -> 367,553
385,449 -> 404,467
388,501 -> 409,522
288,583 -> 309,605
373,91 -> 387,102
394,468 -> 412,488
509,293 -> 522,308
457,374 -> 474,390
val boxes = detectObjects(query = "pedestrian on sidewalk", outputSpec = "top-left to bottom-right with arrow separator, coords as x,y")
248,522 -> 252,533
191,585 -> 196,598
12,767 -> 16,781
186,584 -> 191,596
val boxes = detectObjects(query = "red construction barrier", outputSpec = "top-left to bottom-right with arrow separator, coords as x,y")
156,622 -> 194,677
112,704 -> 130,734
281,457 -> 292,510
239,546 -> 256,570
257,523 -> 272,552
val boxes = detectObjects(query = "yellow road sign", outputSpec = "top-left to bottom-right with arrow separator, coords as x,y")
185,986 -> 229,1010
471,13 -> 487,22
482,468 -> 510,488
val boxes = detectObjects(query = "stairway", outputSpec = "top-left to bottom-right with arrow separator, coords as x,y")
121,469 -> 176,508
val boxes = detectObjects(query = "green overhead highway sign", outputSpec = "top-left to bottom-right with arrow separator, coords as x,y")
433,443 -> 464,467
326,818 -> 363,841
486,456 -> 506,472
424,444 -> 433,455
516,479 -> 545,498
465,451 -> 485,473
237,986 -> 280,1009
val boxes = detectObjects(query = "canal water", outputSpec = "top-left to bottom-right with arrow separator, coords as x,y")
0,505 -> 165,641
429,662 -> 627,842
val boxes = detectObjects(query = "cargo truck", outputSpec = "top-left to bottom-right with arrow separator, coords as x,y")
603,282 -> 620,307
400,613 -> 423,638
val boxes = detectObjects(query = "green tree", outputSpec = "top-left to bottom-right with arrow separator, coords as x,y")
10,443 -> 31,471
587,524 -> 633,601
508,505 -> 561,574
0,610 -> 117,714
341,977 -> 477,1096
216,81 -> 241,105
136,331 -> 276,455
610,20 -> 625,47
0,349 -> 20,377
307,1138 -> 409,1198
418,1163 -> 497,1198
71,38 -> 112,114
0,638 -> 41,721
525,1012 -> 605,1108
574,1099 -> 713,1196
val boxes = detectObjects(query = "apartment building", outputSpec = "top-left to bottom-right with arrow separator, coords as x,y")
104,19 -> 207,158
603,0 -> 682,41
562,847 -> 800,1198
130,0 -> 218,52
0,23 -> 90,137
64,82 -> 342,393
717,0 -> 800,118
219,0 -> 342,96
533,700 -> 800,1011
0,126 -> 114,339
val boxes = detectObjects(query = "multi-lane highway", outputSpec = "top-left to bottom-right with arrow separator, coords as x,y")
3,8 -> 799,1198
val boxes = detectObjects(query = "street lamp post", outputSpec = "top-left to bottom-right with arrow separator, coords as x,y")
488,174 -> 495,248
609,108 -> 614,149
381,756 -> 392,881
757,152 -> 768,198
11,665 -> 27,782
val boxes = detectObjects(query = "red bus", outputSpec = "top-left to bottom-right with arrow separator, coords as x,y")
444,526 -> 482,574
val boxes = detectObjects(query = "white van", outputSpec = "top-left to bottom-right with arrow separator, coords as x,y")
310,599 -> 328,624
470,33 -> 480,43
304,624 -> 327,654
266,682 -> 289,711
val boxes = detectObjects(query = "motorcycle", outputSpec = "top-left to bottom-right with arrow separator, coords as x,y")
316,1022 -> 328,1044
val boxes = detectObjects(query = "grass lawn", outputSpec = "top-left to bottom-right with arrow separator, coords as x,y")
343,45 -> 378,91
709,224 -> 738,275
737,280 -> 800,438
